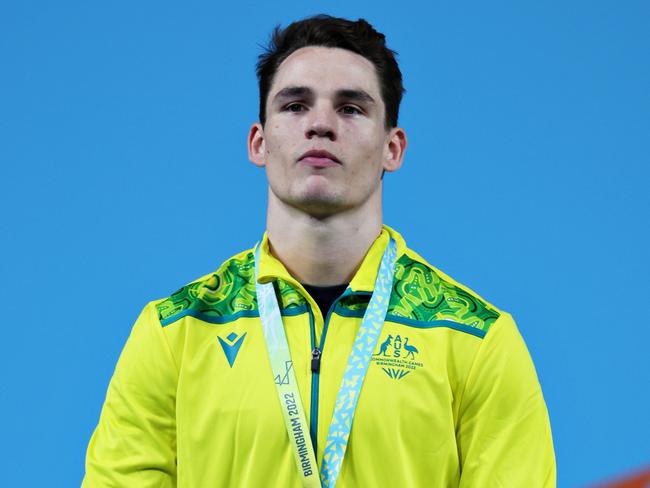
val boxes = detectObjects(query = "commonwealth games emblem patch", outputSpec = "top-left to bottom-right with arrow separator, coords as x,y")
371,334 -> 423,380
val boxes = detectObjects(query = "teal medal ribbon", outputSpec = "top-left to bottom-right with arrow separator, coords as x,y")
254,237 -> 397,488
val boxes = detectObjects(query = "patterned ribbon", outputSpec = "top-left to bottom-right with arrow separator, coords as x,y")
255,237 -> 397,488
255,245 -> 322,488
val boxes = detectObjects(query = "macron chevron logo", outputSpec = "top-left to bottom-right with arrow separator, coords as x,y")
217,332 -> 247,367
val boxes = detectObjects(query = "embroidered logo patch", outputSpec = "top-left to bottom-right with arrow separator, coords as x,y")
371,334 -> 423,380
218,332 -> 247,367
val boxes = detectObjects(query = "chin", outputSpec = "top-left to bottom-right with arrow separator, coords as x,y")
271,179 -> 358,217
294,180 -> 342,205
289,191 -> 350,217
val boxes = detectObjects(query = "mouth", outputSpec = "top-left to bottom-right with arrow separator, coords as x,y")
298,150 -> 342,168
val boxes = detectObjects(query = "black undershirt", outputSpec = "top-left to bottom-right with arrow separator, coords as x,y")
302,283 -> 348,318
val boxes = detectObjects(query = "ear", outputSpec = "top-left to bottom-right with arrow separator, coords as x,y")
248,122 -> 266,168
383,127 -> 407,173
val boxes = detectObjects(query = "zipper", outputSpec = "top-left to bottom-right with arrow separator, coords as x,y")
308,307 -> 319,453
311,347 -> 322,373
308,288 -> 357,458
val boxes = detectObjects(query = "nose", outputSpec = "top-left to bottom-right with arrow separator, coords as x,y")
305,103 -> 337,141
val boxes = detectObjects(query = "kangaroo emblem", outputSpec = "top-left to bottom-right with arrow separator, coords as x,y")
375,334 -> 393,356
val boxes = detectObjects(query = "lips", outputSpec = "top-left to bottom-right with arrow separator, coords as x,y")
298,150 -> 341,167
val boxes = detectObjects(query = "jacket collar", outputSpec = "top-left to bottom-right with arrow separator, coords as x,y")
256,224 -> 407,294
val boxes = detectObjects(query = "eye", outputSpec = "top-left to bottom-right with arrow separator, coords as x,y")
340,105 -> 362,115
285,103 -> 305,113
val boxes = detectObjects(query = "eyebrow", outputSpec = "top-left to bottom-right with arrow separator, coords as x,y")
337,89 -> 376,104
272,86 -> 313,104
271,86 -> 376,105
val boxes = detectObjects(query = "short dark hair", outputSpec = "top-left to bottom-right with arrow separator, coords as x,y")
256,14 -> 405,130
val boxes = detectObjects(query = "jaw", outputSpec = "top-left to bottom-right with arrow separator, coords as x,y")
267,174 -> 384,224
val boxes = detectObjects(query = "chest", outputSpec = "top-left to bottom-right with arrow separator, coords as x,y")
173,314 -> 465,458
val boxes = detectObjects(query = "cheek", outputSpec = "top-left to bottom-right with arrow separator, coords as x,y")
265,126 -> 297,159
357,140 -> 384,169
346,126 -> 384,158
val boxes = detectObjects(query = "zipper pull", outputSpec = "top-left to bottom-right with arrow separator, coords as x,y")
311,347 -> 322,373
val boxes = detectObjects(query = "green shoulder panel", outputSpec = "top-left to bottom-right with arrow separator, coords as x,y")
155,248 -> 499,334
386,254 -> 500,336
155,251 -> 306,326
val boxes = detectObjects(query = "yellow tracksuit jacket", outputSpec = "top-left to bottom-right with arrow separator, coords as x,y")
83,225 -> 556,487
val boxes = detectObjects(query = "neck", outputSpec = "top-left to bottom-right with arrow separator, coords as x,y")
266,191 -> 383,286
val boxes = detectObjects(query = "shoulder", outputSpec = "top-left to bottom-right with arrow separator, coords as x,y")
154,247 -> 258,326
386,246 -> 503,338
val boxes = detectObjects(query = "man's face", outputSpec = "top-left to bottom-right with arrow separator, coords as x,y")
248,46 -> 405,218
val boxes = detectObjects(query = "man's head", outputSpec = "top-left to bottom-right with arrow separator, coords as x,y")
248,15 -> 407,219
256,15 -> 405,130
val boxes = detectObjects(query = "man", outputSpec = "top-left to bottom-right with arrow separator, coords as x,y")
83,15 -> 556,487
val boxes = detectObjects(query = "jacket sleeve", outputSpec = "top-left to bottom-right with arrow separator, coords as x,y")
456,312 -> 556,487
82,302 -> 178,487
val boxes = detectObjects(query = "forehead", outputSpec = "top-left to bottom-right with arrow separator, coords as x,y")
270,46 -> 381,99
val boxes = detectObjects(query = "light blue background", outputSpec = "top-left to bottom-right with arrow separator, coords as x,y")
1,1 -> 648,486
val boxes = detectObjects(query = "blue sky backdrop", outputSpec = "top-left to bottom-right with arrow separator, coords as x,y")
1,1 -> 648,486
